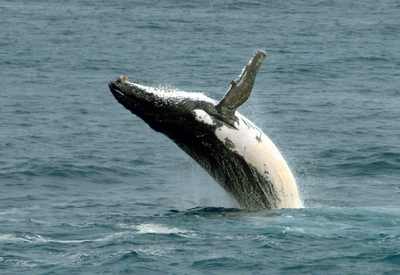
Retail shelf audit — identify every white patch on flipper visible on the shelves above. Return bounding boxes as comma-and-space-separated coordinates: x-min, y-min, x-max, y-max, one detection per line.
215, 112, 302, 209
193, 109, 215, 126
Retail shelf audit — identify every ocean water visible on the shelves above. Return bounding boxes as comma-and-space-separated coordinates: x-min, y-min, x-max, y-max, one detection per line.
1, 0, 400, 274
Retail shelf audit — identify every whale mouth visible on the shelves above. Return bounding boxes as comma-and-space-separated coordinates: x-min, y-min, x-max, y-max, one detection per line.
108, 76, 166, 122
109, 81, 131, 102
108, 79, 141, 112
109, 76, 130, 94
108, 75, 145, 102
108, 81, 123, 96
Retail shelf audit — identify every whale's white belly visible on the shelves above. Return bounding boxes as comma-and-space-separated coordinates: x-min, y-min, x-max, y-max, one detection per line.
214, 112, 303, 209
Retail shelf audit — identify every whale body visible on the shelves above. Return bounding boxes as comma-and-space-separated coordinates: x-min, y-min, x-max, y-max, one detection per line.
108, 51, 302, 210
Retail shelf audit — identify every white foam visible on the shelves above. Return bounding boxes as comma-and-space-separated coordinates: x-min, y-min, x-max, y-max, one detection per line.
0, 233, 93, 244
0, 234, 19, 243
136, 223, 189, 235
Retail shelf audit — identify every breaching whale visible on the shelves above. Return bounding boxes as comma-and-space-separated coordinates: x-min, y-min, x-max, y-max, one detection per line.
108, 51, 302, 210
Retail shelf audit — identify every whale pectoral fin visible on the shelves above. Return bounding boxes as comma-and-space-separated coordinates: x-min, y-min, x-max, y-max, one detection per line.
216, 51, 267, 126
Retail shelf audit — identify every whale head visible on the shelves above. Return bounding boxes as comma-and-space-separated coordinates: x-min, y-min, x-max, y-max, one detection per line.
108, 76, 222, 137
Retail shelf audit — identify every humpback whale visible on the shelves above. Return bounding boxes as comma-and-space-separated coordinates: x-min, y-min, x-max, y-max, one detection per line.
108, 51, 302, 210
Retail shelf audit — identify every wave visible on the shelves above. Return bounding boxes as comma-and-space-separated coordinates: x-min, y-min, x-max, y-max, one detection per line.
135, 223, 190, 235
316, 148, 400, 177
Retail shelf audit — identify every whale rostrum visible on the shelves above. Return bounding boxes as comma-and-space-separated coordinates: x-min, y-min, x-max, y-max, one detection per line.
109, 51, 302, 210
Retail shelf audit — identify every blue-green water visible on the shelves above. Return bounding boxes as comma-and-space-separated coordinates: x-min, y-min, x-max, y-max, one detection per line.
1, 1, 400, 274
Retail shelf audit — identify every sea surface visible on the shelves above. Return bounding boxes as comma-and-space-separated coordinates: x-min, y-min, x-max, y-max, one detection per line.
1, 0, 400, 274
